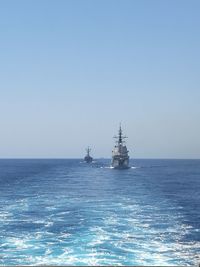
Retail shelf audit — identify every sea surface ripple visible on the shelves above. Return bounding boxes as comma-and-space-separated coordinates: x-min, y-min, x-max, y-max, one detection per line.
0, 159, 199, 265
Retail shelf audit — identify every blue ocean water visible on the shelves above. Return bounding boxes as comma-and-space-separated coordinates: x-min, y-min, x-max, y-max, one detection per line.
0, 159, 199, 266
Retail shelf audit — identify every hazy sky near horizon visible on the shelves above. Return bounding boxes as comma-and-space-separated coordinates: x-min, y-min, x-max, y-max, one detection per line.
0, 0, 200, 158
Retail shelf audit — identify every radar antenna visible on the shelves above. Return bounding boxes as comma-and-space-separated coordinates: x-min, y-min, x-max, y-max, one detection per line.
113, 123, 127, 144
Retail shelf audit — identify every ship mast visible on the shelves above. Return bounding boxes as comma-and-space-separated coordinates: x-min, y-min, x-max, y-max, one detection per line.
114, 124, 127, 145
86, 147, 91, 156
119, 124, 123, 144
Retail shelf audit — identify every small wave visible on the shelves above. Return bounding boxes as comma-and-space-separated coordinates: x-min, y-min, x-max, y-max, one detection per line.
101, 166, 139, 169
60, 232, 71, 238
5, 237, 31, 250
34, 219, 46, 224
45, 221, 54, 227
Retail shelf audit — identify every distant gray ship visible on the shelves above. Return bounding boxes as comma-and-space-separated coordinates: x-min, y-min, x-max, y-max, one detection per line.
111, 125, 130, 169
84, 147, 93, 163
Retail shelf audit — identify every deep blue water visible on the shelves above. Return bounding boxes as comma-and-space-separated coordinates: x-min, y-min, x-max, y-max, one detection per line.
0, 159, 199, 265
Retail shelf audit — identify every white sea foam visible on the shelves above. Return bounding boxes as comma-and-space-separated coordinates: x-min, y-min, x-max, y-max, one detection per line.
45, 221, 54, 227
6, 237, 31, 250
60, 232, 71, 238
0, 211, 12, 221
34, 219, 46, 224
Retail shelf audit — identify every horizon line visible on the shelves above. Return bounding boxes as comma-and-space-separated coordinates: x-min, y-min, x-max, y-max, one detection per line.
0, 157, 200, 160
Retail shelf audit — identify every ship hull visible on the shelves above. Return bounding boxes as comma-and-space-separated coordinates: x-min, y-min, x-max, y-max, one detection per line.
84, 156, 93, 163
111, 157, 129, 169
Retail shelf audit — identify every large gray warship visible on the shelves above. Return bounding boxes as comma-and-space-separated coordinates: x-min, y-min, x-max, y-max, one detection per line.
111, 125, 130, 169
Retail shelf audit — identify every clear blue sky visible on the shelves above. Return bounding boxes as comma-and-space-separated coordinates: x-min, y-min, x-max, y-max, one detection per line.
0, 0, 200, 158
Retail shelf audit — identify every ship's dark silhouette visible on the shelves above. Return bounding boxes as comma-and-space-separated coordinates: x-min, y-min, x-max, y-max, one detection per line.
84, 147, 93, 163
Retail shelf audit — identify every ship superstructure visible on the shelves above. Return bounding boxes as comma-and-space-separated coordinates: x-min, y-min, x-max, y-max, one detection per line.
84, 147, 93, 163
111, 125, 129, 169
